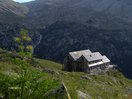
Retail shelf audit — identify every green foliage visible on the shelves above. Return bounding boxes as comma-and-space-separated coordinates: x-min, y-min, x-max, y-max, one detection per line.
0, 70, 60, 99
0, 51, 65, 99
14, 28, 33, 58
0, 48, 3, 51
14, 37, 21, 43
11, 58, 30, 69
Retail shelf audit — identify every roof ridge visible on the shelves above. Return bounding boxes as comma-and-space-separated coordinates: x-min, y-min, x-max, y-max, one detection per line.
69, 49, 91, 53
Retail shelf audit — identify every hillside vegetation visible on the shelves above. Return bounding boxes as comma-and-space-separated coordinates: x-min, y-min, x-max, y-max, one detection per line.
0, 50, 132, 99
0, 50, 67, 99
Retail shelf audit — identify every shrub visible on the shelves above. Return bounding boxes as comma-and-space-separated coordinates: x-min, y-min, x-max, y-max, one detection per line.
14, 28, 33, 59
0, 69, 60, 99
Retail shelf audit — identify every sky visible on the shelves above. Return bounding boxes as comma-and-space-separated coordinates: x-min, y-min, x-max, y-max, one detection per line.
13, 0, 35, 3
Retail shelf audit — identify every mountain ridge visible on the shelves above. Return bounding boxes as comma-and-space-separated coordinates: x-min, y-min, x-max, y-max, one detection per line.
0, 0, 28, 23
25, 0, 132, 29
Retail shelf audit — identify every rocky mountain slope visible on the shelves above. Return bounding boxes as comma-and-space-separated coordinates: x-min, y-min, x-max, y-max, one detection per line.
0, 0, 28, 23
26, 0, 132, 29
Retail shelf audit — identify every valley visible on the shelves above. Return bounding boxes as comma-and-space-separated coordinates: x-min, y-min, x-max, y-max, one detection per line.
0, 0, 132, 79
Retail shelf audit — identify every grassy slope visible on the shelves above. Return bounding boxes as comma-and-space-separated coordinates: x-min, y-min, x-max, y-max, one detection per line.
37, 59, 132, 99
0, 51, 66, 99
0, 51, 132, 99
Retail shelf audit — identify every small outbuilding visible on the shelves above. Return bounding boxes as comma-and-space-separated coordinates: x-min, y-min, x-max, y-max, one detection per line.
63, 49, 111, 73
